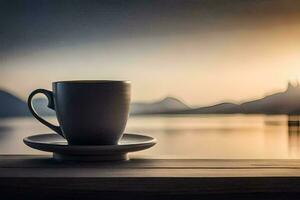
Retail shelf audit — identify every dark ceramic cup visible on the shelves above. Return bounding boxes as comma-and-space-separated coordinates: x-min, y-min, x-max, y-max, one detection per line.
28, 80, 131, 145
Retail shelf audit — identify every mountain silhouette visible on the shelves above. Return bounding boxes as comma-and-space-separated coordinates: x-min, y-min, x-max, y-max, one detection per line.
25, 96, 190, 116
166, 82, 300, 115
0, 94, 190, 117
130, 97, 190, 115
0, 89, 30, 118
0, 82, 300, 117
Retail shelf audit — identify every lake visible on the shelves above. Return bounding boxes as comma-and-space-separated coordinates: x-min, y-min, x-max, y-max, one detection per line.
0, 115, 299, 159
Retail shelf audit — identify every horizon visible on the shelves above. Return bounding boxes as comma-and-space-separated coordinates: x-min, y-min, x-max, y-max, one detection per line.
1, 80, 300, 108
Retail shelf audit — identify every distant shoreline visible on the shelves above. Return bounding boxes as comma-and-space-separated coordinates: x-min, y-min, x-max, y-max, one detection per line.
1, 82, 300, 118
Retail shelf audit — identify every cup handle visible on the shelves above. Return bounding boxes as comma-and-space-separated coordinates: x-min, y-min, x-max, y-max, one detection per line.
28, 89, 64, 138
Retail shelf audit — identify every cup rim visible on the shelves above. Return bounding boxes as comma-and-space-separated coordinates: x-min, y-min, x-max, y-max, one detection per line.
53, 80, 130, 84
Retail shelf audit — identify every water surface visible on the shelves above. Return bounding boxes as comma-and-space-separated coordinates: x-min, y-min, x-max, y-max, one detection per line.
0, 115, 299, 159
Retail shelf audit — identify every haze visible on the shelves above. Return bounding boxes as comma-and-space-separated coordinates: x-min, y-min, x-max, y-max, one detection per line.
1, 0, 300, 106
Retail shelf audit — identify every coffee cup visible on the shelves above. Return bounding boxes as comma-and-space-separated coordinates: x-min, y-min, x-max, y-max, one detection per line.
28, 80, 131, 145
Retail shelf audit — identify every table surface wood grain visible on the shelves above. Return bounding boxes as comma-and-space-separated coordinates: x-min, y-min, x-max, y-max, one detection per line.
1, 155, 300, 199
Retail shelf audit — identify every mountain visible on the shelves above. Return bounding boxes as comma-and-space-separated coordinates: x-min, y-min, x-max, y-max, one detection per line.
0, 90, 55, 118
176, 102, 241, 114
1, 82, 300, 117
0, 89, 30, 118
0, 96, 189, 117
240, 82, 300, 114
130, 97, 190, 115
169, 82, 300, 115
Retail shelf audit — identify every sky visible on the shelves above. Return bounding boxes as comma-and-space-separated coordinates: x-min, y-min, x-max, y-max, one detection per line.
1, 0, 300, 106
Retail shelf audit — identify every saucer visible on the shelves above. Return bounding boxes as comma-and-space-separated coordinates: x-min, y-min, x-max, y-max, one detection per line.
23, 133, 156, 161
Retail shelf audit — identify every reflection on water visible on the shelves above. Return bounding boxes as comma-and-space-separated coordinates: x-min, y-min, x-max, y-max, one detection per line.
0, 115, 300, 159
288, 115, 300, 158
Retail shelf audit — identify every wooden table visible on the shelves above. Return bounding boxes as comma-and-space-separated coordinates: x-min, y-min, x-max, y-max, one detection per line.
1, 155, 300, 199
